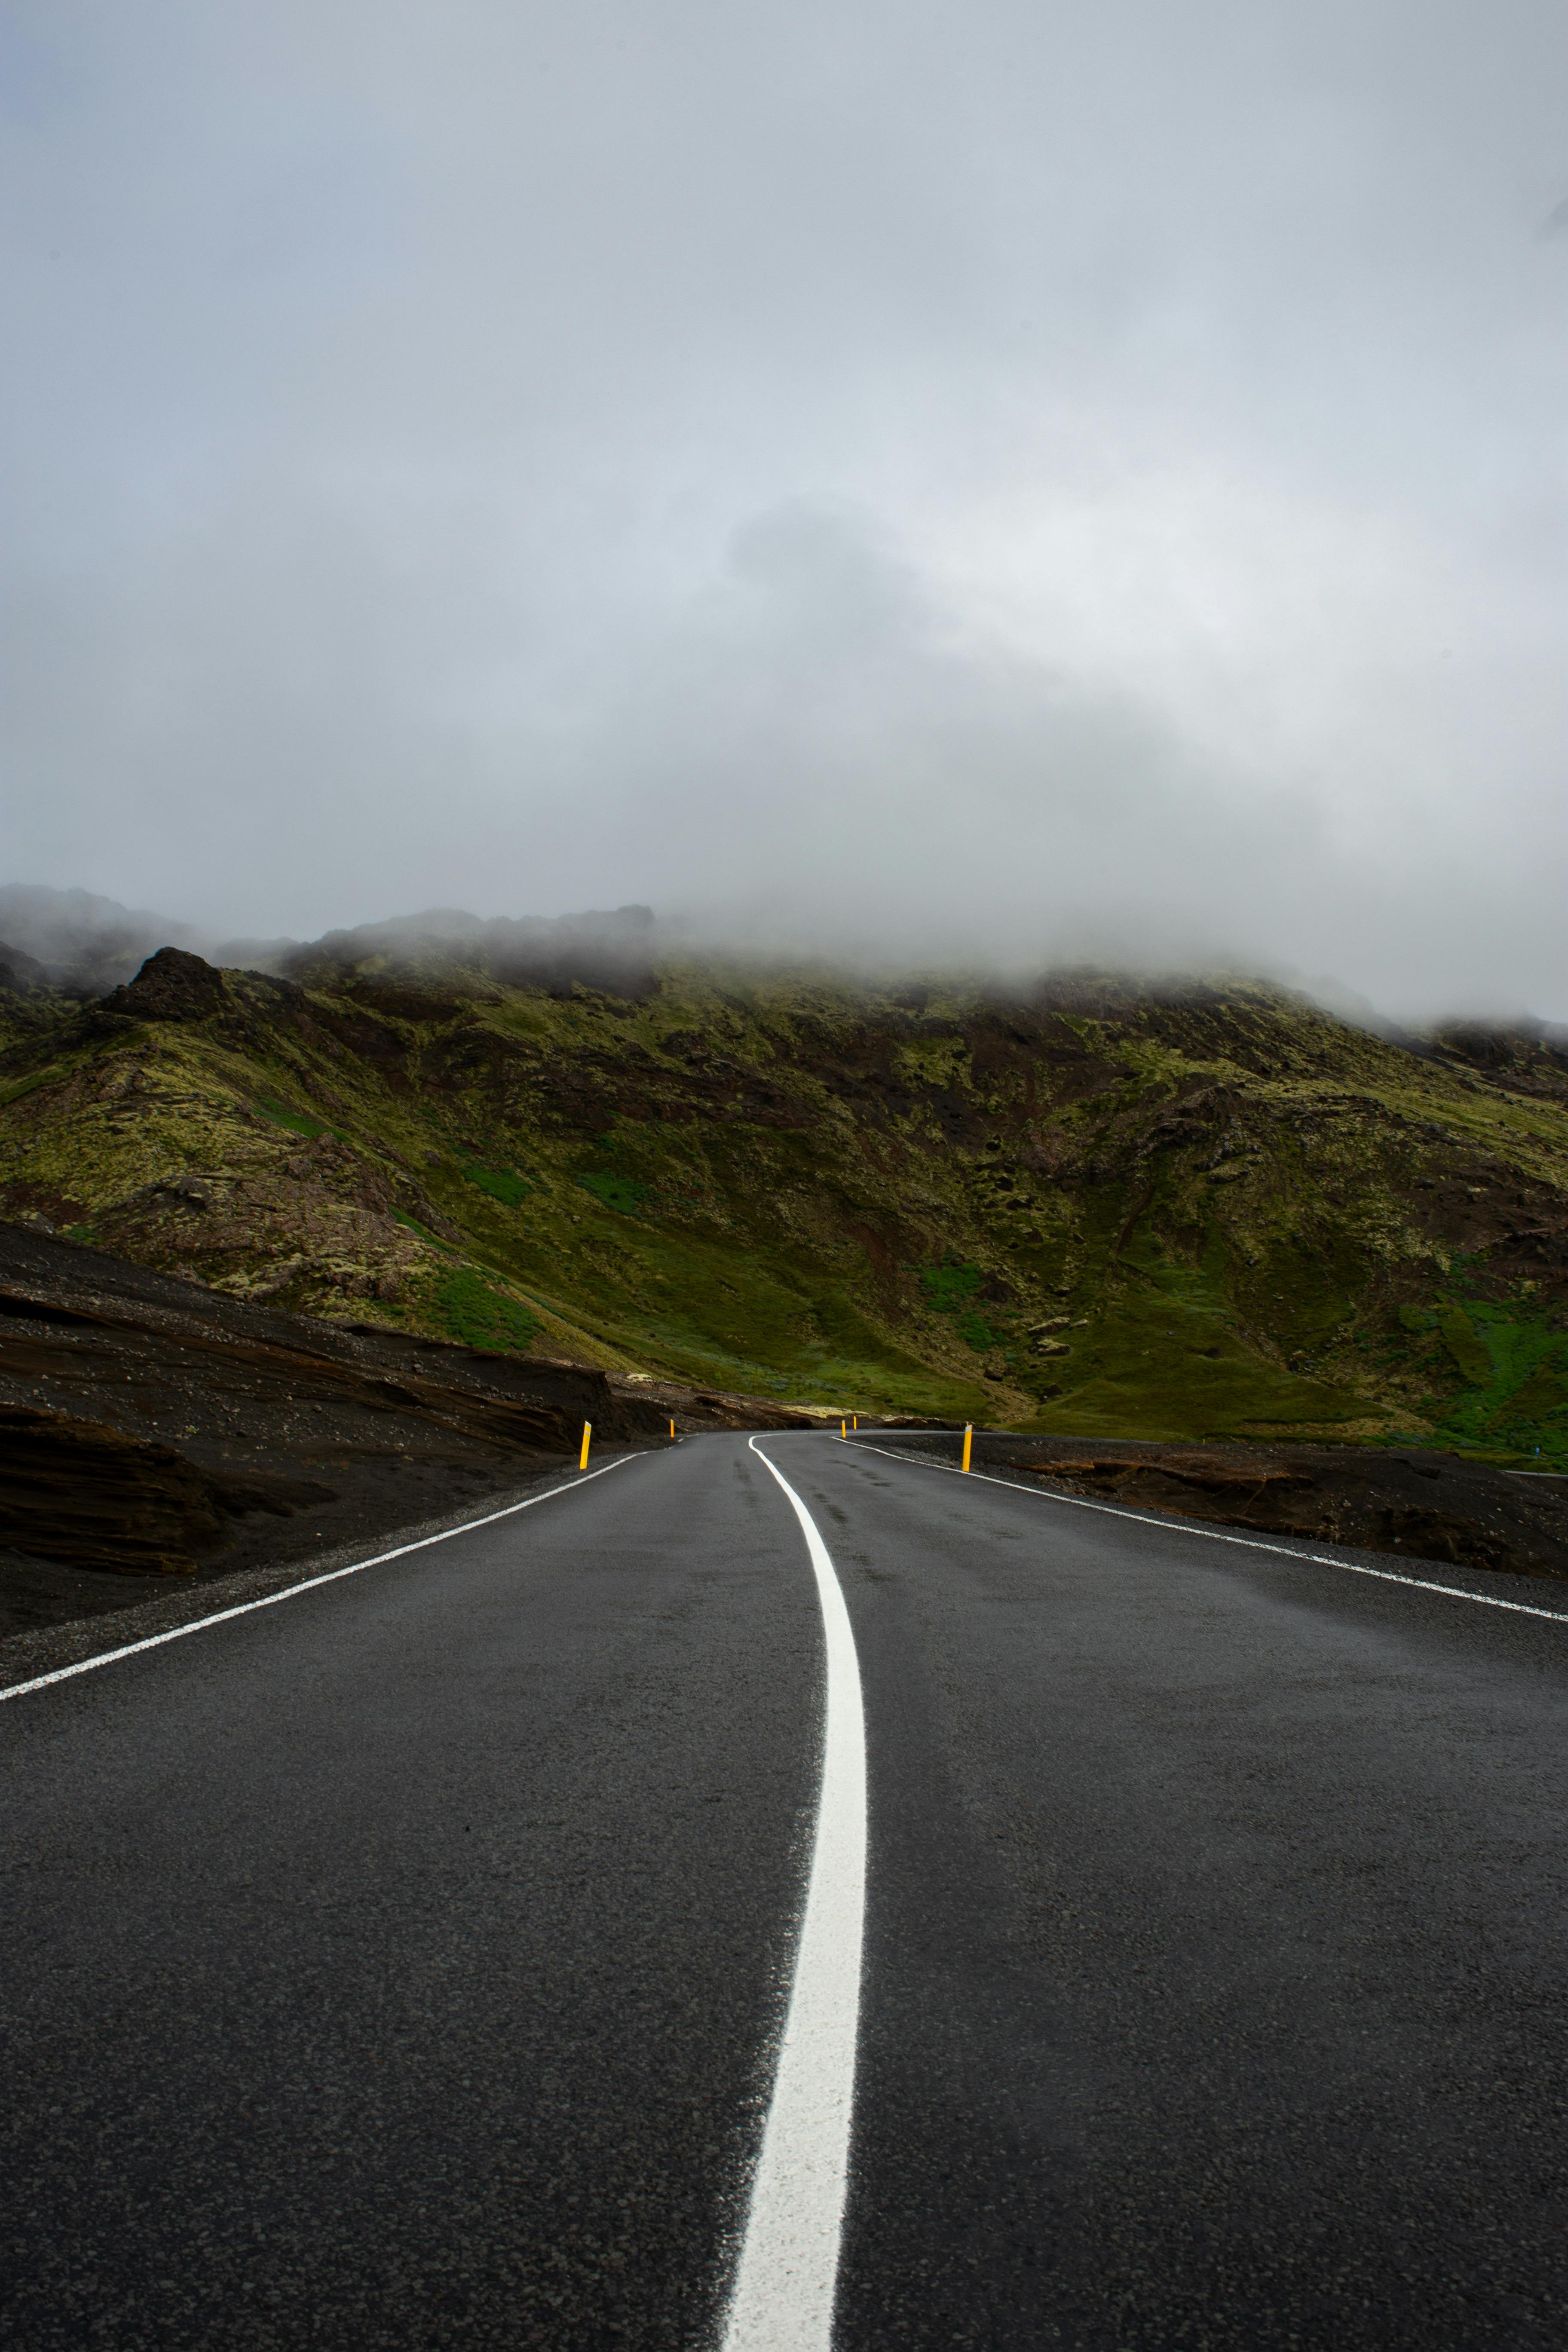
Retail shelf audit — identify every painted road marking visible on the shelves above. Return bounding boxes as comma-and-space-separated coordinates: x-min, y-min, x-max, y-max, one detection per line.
842, 1437, 1568, 1626
0, 1454, 646, 1705
725, 1438, 867, 2352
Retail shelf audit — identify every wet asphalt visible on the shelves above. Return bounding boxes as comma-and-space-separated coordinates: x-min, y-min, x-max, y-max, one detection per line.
5, 1431, 1568, 2348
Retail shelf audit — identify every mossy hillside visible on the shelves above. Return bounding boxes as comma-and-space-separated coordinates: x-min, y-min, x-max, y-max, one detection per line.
1384, 1286, 1568, 1462
435, 1266, 542, 1352
3, 953, 1568, 1442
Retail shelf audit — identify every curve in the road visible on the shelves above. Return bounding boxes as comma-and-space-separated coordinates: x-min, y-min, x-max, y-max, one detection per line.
13, 1428, 1568, 2346
723, 1439, 867, 2352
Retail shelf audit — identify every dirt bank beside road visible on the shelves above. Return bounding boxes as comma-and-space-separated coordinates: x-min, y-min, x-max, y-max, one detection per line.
864, 1428, 1568, 1583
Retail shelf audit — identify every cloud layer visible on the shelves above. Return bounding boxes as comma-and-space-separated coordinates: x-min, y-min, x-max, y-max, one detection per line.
3, 0, 1566, 1014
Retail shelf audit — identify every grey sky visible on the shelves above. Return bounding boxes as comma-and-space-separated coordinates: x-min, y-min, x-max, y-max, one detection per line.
3, 0, 1566, 1016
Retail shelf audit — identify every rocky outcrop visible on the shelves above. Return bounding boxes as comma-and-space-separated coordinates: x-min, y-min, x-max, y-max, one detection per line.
101, 946, 229, 1023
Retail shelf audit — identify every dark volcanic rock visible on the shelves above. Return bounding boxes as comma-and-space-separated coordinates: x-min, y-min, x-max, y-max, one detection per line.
0, 1223, 673, 1636
1427, 1019, 1568, 1103
0, 1405, 231, 1573
102, 946, 228, 1023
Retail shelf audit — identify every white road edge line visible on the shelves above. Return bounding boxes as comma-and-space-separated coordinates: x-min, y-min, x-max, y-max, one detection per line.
724, 1437, 867, 2352
0, 1452, 647, 1705
840, 1437, 1568, 1626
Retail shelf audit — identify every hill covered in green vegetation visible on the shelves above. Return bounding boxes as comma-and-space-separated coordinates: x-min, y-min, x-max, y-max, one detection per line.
3, 918, 1568, 1458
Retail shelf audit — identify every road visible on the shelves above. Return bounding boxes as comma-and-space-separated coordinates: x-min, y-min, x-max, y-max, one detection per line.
4, 1431, 1568, 2347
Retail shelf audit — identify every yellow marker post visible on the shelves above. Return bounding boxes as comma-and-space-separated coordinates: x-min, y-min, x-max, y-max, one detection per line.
852, 1414, 858, 1430
841, 1419, 847, 1439
670, 1418, 676, 1438
962, 1423, 973, 1473
579, 1421, 592, 1470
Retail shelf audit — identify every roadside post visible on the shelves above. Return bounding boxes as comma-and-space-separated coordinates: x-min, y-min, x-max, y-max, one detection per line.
962, 1424, 973, 1473
669, 1418, 676, 1438
841, 1418, 847, 1439
580, 1421, 592, 1470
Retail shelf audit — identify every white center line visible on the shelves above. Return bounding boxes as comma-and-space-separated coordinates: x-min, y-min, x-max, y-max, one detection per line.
725, 1437, 867, 2352
0, 1454, 646, 1705
842, 1436, 1568, 1626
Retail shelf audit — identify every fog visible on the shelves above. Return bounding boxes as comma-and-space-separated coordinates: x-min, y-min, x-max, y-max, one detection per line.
3, 1, 1566, 1018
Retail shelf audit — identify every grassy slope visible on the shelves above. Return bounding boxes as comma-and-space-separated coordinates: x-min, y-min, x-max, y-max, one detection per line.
3, 954, 1568, 1456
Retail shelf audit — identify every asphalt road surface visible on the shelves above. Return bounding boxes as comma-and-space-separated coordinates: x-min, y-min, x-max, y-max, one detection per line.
5, 1431, 1568, 2348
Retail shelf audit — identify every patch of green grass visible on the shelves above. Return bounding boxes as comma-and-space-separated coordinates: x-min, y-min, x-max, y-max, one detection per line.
579, 1171, 652, 1216
254, 1095, 345, 1143
433, 1268, 542, 1352
461, 1161, 533, 1207
1494, 1365, 1567, 1424
1427, 1295, 1568, 1461
920, 1260, 984, 1312
919, 1259, 1002, 1354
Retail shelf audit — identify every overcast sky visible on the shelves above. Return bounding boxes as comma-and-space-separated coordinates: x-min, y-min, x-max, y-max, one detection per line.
3, 0, 1566, 1014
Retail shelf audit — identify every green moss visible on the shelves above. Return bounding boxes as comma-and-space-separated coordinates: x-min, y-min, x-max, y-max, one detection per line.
1439, 1305, 1493, 1385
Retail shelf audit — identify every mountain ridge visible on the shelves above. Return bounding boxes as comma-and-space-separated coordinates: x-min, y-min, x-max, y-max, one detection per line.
3, 905, 1568, 1454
